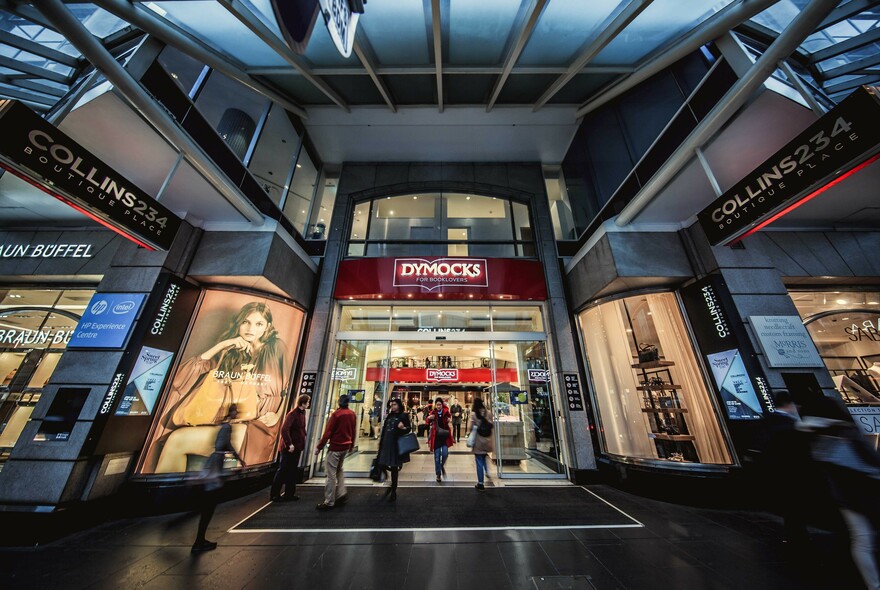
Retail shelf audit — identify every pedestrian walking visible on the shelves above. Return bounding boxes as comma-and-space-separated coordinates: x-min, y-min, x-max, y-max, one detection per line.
377, 397, 412, 501
450, 398, 464, 442
192, 404, 245, 553
468, 397, 494, 490
270, 394, 310, 502
314, 394, 357, 510
426, 397, 453, 482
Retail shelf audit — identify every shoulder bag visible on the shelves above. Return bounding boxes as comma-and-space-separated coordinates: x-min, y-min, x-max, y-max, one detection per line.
466, 425, 477, 448
397, 432, 420, 455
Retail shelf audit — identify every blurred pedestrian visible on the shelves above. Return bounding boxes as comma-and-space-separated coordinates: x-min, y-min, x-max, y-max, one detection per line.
270, 394, 310, 502
450, 398, 464, 442
468, 397, 494, 491
377, 397, 412, 501
314, 394, 357, 511
799, 394, 880, 590
192, 404, 245, 553
750, 390, 814, 544
426, 397, 453, 482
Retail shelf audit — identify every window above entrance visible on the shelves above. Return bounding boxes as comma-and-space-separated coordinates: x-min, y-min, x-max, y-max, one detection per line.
347, 192, 534, 258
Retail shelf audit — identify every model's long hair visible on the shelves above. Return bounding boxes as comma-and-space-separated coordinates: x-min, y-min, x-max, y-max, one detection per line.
218, 301, 279, 371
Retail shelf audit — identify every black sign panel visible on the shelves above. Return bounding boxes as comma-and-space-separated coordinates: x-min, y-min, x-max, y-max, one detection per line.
680, 275, 775, 418
0, 100, 181, 251
563, 373, 585, 411
298, 372, 317, 399
698, 86, 880, 246
89, 275, 201, 455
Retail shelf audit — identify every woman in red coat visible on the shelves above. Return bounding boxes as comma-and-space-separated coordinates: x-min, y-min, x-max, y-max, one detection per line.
426, 397, 454, 482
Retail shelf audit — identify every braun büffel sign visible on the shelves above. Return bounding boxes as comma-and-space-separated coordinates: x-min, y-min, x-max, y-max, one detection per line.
0, 100, 180, 251
698, 86, 880, 246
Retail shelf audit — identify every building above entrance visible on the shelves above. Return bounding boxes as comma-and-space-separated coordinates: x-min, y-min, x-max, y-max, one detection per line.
334, 257, 547, 301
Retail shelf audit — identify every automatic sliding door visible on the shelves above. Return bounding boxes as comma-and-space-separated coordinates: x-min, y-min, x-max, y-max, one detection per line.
490, 341, 563, 476
318, 340, 390, 474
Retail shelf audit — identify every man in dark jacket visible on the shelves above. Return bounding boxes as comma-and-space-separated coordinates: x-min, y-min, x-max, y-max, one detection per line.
450, 398, 464, 442
270, 394, 310, 502
314, 394, 357, 510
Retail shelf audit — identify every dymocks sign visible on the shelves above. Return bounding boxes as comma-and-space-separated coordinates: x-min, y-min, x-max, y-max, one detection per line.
0, 100, 180, 251
698, 85, 880, 246
394, 258, 489, 292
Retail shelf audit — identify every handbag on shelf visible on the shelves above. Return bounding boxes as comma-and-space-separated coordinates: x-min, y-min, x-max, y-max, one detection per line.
397, 432, 420, 455
637, 343, 659, 363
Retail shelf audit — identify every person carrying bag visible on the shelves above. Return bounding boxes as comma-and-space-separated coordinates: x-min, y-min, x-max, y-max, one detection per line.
376, 397, 412, 501
468, 398, 494, 491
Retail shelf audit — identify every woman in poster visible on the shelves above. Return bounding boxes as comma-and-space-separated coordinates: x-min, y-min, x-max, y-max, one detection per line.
148, 300, 290, 472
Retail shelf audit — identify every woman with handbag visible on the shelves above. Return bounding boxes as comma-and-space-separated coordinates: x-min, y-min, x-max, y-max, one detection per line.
376, 397, 412, 501
426, 397, 454, 482
468, 397, 494, 491
148, 301, 289, 473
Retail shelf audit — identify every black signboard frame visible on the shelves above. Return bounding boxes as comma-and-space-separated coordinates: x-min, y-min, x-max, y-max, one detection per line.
0, 100, 181, 251
698, 86, 880, 246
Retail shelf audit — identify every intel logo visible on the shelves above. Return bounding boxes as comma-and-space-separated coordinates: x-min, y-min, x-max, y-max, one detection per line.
112, 301, 136, 314
90, 300, 108, 315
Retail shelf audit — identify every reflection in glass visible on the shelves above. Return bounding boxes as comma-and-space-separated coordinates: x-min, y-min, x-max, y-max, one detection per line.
248, 104, 300, 206
283, 146, 318, 235
195, 70, 268, 160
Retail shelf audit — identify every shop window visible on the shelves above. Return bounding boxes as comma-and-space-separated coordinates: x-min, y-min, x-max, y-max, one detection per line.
579, 293, 733, 465
305, 170, 338, 241
194, 70, 269, 160
0, 288, 94, 463
138, 290, 304, 475
282, 146, 319, 235
792, 290, 880, 404
157, 45, 206, 97
247, 103, 301, 207
339, 307, 392, 331
345, 192, 535, 258
390, 306, 489, 333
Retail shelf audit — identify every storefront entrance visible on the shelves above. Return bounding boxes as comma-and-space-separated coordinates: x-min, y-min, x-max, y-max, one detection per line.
315, 304, 566, 480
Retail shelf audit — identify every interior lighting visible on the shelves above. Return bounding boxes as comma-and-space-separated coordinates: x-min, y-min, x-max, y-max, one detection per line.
296, 164, 302, 168
836, 299, 848, 305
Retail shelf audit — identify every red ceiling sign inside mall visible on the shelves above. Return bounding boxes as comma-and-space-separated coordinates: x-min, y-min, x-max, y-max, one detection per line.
365, 367, 519, 383
335, 257, 547, 301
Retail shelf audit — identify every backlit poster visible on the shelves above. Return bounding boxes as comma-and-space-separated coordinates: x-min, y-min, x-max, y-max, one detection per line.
707, 349, 763, 420
114, 346, 174, 416
140, 290, 304, 474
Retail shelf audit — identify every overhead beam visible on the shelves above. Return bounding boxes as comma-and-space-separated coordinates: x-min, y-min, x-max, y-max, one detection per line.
0, 55, 71, 85
353, 34, 396, 112
247, 65, 635, 76
0, 29, 80, 67
816, 0, 876, 30
614, 0, 842, 227
217, 0, 349, 112
576, 0, 781, 118
0, 85, 57, 107
817, 52, 880, 81
487, 0, 548, 112
0, 75, 67, 97
534, 0, 654, 112
36, 0, 265, 226
809, 26, 880, 62
430, 0, 443, 112
93, 0, 307, 118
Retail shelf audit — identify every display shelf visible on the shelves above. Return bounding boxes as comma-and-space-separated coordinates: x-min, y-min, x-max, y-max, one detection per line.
631, 360, 676, 370
632, 358, 700, 463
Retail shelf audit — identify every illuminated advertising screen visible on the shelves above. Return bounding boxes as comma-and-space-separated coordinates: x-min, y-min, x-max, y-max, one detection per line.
114, 346, 175, 416
707, 349, 763, 420
140, 290, 304, 474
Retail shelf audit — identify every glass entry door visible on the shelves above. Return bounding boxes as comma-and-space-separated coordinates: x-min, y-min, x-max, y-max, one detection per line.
318, 340, 391, 474
488, 341, 563, 476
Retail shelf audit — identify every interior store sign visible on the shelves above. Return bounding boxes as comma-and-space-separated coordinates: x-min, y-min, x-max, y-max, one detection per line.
426, 368, 459, 382
0, 100, 181, 251
698, 85, 880, 246
750, 315, 825, 368
0, 243, 94, 258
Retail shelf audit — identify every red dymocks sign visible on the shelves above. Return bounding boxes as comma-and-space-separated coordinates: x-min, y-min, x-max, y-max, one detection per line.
335, 257, 547, 301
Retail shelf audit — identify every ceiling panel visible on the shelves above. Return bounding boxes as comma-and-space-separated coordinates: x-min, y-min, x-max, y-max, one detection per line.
518, 0, 619, 66
358, 0, 431, 67
448, 0, 524, 66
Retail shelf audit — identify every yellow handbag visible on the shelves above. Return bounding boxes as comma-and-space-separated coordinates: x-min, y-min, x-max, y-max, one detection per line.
174, 355, 259, 426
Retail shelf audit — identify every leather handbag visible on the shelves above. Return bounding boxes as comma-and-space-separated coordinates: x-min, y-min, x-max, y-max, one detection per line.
397, 432, 420, 455
436, 426, 450, 440
637, 343, 659, 363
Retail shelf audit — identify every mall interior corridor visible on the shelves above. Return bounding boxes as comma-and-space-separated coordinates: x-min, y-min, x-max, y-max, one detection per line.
1, 482, 868, 590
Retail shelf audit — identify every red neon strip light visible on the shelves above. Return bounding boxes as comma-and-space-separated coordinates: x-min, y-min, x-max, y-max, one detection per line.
0, 164, 156, 251
730, 153, 880, 245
